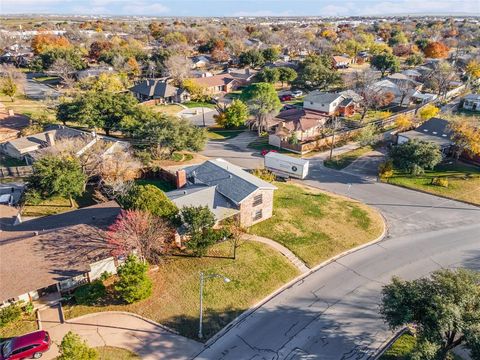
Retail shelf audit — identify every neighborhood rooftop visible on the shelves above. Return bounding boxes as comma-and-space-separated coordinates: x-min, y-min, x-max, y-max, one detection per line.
184, 158, 276, 204
0, 201, 121, 302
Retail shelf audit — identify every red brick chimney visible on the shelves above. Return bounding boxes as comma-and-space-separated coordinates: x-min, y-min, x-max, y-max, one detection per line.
176, 169, 187, 189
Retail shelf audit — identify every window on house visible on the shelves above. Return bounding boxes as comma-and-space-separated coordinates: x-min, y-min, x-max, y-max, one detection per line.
253, 194, 263, 206
253, 209, 262, 221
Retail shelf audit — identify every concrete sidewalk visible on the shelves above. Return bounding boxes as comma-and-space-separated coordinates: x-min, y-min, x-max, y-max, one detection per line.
243, 234, 310, 273
41, 311, 202, 360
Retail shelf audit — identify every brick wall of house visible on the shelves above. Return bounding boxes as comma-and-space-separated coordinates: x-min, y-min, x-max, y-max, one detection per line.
238, 189, 274, 228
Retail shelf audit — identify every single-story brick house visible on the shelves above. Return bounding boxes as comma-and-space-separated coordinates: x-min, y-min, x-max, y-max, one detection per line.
0, 201, 121, 306
269, 108, 329, 144
303, 90, 361, 116
187, 73, 238, 96
167, 158, 276, 228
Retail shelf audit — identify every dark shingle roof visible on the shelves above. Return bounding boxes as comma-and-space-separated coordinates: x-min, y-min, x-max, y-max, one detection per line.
130, 79, 180, 98
184, 159, 276, 204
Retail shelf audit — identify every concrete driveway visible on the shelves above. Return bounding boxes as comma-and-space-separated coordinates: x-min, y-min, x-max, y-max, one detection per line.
179, 107, 218, 127
41, 311, 202, 360
194, 165, 480, 359
201, 131, 264, 169
24, 80, 60, 100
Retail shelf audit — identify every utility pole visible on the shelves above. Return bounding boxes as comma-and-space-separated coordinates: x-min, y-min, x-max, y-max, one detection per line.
329, 116, 337, 160
198, 272, 204, 339
202, 106, 206, 127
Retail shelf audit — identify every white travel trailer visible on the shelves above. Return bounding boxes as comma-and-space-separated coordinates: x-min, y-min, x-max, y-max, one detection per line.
264, 152, 309, 179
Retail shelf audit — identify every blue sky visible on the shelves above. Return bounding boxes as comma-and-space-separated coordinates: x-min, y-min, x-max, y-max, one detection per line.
1, 0, 479, 17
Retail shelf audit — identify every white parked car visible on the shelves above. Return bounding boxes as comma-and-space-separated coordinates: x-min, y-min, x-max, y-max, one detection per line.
291, 90, 303, 98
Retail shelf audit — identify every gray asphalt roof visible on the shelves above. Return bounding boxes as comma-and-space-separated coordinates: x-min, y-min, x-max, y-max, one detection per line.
304, 91, 342, 104
399, 118, 452, 147
184, 159, 276, 204
166, 185, 238, 221
130, 79, 180, 98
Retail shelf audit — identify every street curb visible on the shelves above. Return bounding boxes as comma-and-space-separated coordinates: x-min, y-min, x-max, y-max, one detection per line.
65, 310, 202, 344
383, 181, 480, 208
373, 328, 409, 359
199, 200, 387, 353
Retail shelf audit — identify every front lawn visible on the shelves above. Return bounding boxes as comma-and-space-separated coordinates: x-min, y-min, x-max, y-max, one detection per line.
0, 95, 56, 121
151, 104, 183, 116
0, 313, 38, 341
183, 101, 216, 109
386, 162, 480, 205
207, 128, 245, 140
249, 182, 384, 267
63, 241, 299, 339
97, 347, 140, 360
324, 145, 373, 170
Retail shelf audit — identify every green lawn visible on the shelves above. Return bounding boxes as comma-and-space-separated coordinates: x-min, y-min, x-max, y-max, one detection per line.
136, 178, 175, 192
351, 110, 392, 122
207, 128, 245, 140
97, 347, 140, 360
247, 136, 291, 154
380, 333, 416, 360
183, 101, 216, 109
380, 333, 465, 360
63, 241, 299, 340
0, 95, 56, 120
387, 162, 480, 205
0, 313, 38, 341
324, 146, 373, 170
22, 188, 97, 217
249, 182, 384, 267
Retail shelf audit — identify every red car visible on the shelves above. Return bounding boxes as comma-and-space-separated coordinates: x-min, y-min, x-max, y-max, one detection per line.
279, 94, 292, 102
261, 149, 278, 156
0, 330, 51, 360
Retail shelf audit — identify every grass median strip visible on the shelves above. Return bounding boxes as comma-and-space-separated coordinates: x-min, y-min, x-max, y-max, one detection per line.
249, 182, 384, 267
63, 241, 299, 339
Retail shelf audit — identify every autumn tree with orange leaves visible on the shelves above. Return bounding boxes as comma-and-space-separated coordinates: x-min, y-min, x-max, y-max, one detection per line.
448, 117, 480, 161
422, 41, 449, 59
31, 33, 71, 55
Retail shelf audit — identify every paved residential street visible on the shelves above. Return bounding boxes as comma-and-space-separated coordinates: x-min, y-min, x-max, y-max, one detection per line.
201, 131, 264, 169
194, 165, 480, 360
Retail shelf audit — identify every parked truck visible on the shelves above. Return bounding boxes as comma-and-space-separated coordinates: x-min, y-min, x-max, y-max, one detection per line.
264, 151, 309, 179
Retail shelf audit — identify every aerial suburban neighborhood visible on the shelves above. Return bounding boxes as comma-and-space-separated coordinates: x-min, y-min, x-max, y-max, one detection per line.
0, 1, 479, 359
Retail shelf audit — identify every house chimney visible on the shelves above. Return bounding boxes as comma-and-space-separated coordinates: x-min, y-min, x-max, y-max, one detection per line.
45, 131, 55, 147
176, 169, 187, 189
246, 68, 250, 75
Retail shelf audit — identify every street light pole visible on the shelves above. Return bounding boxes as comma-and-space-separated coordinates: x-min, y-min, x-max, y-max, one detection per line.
198, 272, 231, 339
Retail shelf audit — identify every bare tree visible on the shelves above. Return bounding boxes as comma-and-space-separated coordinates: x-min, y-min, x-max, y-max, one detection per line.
163, 55, 192, 85
49, 58, 76, 88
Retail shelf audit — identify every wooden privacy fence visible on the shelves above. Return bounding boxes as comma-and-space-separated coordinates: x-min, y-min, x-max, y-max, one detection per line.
0, 165, 33, 178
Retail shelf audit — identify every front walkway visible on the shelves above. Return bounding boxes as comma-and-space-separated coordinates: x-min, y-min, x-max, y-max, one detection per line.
40, 311, 202, 360
243, 234, 310, 273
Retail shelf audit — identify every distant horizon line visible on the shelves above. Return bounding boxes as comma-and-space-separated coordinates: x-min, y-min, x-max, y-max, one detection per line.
1, 13, 479, 18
